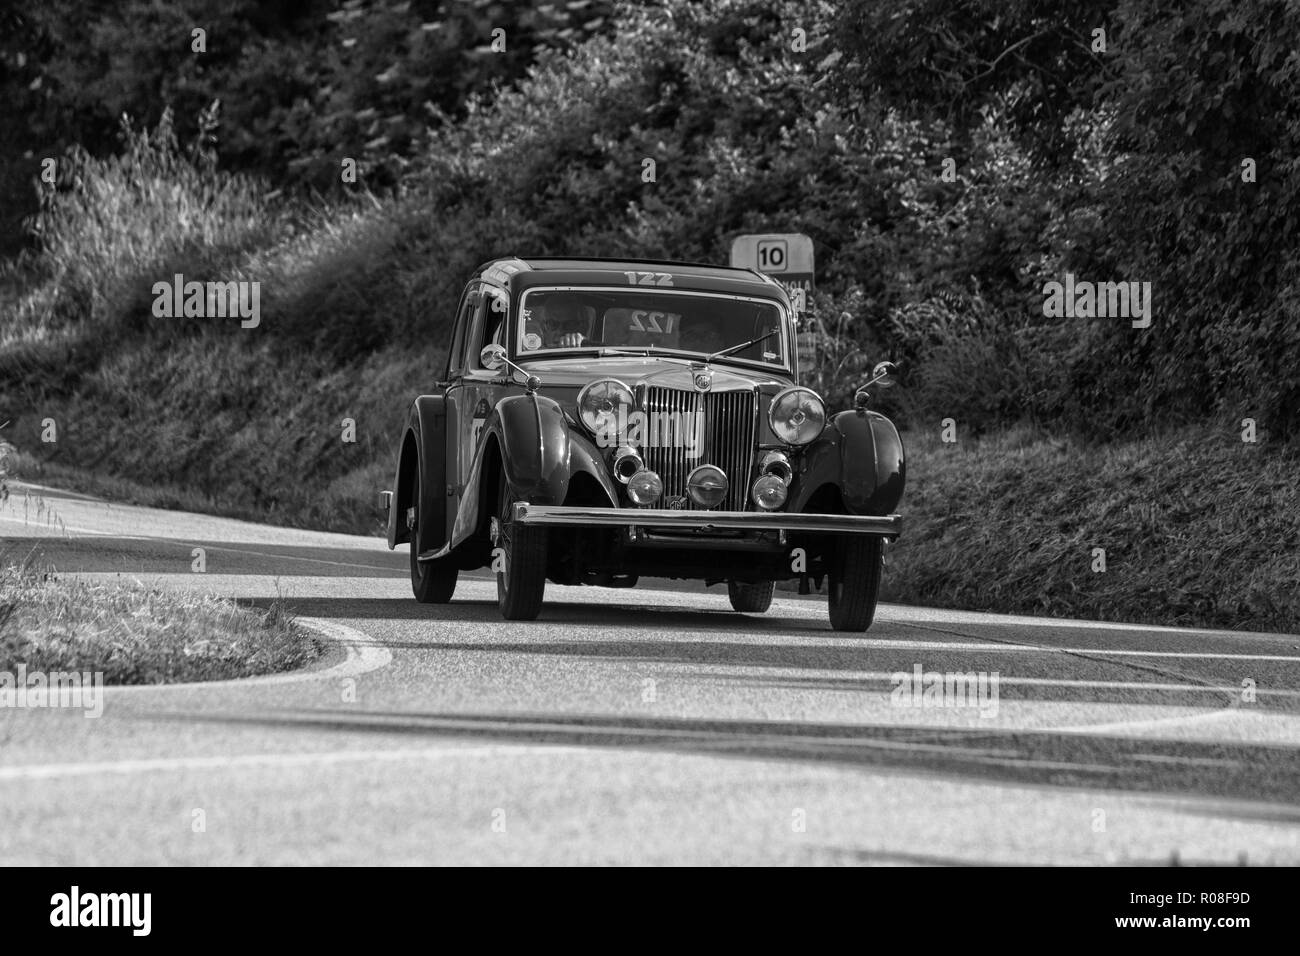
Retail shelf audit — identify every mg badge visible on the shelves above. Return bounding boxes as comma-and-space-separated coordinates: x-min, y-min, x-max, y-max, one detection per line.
693, 369, 712, 392
666, 495, 688, 510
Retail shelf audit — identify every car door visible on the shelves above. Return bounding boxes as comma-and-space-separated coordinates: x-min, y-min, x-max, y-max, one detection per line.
442, 283, 483, 535
456, 286, 510, 499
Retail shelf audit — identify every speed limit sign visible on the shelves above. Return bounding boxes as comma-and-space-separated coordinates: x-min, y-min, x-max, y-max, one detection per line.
730, 233, 814, 314
757, 238, 787, 271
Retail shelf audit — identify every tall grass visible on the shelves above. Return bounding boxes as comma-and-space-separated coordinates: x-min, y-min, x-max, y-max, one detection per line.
30, 109, 273, 323
1, 113, 446, 536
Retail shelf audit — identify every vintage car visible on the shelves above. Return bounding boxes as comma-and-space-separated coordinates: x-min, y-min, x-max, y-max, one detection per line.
381, 257, 904, 631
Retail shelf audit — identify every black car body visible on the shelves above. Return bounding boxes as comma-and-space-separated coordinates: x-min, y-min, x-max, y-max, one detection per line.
382, 256, 904, 630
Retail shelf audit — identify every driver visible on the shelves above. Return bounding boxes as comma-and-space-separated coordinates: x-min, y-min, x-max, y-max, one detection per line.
539, 295, 592, 348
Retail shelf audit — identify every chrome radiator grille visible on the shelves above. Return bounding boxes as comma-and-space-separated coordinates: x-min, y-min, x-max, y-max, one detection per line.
640, 387, 757, 511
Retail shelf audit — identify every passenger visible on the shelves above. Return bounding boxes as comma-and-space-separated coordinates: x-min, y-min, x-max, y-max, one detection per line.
679, 320, 726, 355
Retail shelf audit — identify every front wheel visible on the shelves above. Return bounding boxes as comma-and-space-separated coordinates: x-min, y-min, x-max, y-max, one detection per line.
410, 501, 458, 604
728, 580, 774, 613
493, 482, 548, 620
827, 536, 882, 632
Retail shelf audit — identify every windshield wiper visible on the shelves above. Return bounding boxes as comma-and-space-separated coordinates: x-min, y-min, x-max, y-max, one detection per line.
706, 329, 779, 363
599, 346, 674, 357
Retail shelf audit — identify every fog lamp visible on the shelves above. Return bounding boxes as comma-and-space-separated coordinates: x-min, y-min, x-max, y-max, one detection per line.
686, 464, 728, 508
751, 474, 788, 510
627, 469, 663, 506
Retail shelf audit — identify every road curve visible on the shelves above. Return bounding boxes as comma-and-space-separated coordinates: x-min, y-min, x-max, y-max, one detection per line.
2, 481, 1298, 865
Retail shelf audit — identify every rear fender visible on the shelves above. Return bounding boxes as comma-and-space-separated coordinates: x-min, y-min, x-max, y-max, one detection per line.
387, 395, 447, 551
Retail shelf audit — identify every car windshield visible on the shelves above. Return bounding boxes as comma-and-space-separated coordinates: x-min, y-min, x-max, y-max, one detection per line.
515, 288, 789, 367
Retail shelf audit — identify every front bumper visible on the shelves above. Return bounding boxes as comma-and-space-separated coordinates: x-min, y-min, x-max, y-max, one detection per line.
512, 503, 901, 536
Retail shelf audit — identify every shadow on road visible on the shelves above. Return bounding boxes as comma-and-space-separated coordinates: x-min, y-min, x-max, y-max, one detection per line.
160, 707, 1300, 808
241, 592, 1295, 710
217, 588, 1300, 710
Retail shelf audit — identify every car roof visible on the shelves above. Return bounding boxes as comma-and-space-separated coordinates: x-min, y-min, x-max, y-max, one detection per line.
474, 256, 790, 301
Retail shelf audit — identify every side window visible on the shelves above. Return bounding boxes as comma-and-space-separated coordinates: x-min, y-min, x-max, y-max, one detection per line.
445, 284, 478, 380
467, 288, 504, 370
484, 288, 509, 348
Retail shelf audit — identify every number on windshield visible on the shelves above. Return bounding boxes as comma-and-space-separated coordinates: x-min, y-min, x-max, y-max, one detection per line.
628, 310, 676, 333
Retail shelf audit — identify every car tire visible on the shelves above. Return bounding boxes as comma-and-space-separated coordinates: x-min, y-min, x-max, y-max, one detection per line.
495, 482, 547, 620
410, 500, 458, 604
827, 536, 882, 632
727, 580, 774, 613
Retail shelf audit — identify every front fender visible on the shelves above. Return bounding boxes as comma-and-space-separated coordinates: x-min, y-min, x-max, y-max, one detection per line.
492, 393, 573, 504
788, 409, 905, 516
446, 393, 574, 552
567, 429, 620, 507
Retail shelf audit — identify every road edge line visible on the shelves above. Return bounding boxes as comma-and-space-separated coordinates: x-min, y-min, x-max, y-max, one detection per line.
105, 617, 392, 694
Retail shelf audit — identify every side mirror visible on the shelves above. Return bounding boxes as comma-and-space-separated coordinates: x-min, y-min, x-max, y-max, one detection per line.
854, 361, 900, 409
478, 343, 541, 393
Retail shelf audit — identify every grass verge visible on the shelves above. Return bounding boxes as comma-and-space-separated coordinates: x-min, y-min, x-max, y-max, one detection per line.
880, 423, 1300, 634
0, 558, 322, 684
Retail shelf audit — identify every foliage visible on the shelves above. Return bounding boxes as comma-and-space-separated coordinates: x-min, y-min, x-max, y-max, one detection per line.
0, 0, 615, 254
883, 424, 1300, 633
826, 0, 1300, 436
2, 0, 1299, 590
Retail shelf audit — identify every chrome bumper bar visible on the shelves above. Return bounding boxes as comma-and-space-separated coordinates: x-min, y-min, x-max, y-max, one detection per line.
512, 503, 901, 536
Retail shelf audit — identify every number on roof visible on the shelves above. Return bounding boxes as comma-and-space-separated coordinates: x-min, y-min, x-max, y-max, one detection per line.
623, 271, 674, 287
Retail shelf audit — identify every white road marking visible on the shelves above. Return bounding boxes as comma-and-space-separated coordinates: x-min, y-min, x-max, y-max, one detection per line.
0, 512, 400, 572
0, 721, 1118, 782
0, 744, 588, 782
868, 643, 1300, 663
882, 603, 1299, 639
1129, 753, 1242, 767
173, 542, 399, 572
637, 635, 1300, 663
1054, 708, 1244, 736
692, 668, 1300, 698
106, 617, 392, 693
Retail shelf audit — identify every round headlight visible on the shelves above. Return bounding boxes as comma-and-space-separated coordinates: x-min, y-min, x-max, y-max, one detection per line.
751, 474, 788, 510
577, 379, 634, 440
686, 464, 728, 508
769, 386, 826, 445
627, 469, 663, 505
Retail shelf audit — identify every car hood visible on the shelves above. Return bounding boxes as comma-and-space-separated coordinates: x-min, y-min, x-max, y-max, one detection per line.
517, 355, 792, 392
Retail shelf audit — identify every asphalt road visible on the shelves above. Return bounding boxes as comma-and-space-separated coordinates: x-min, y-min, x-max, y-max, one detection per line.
2, 481, 1299, 865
